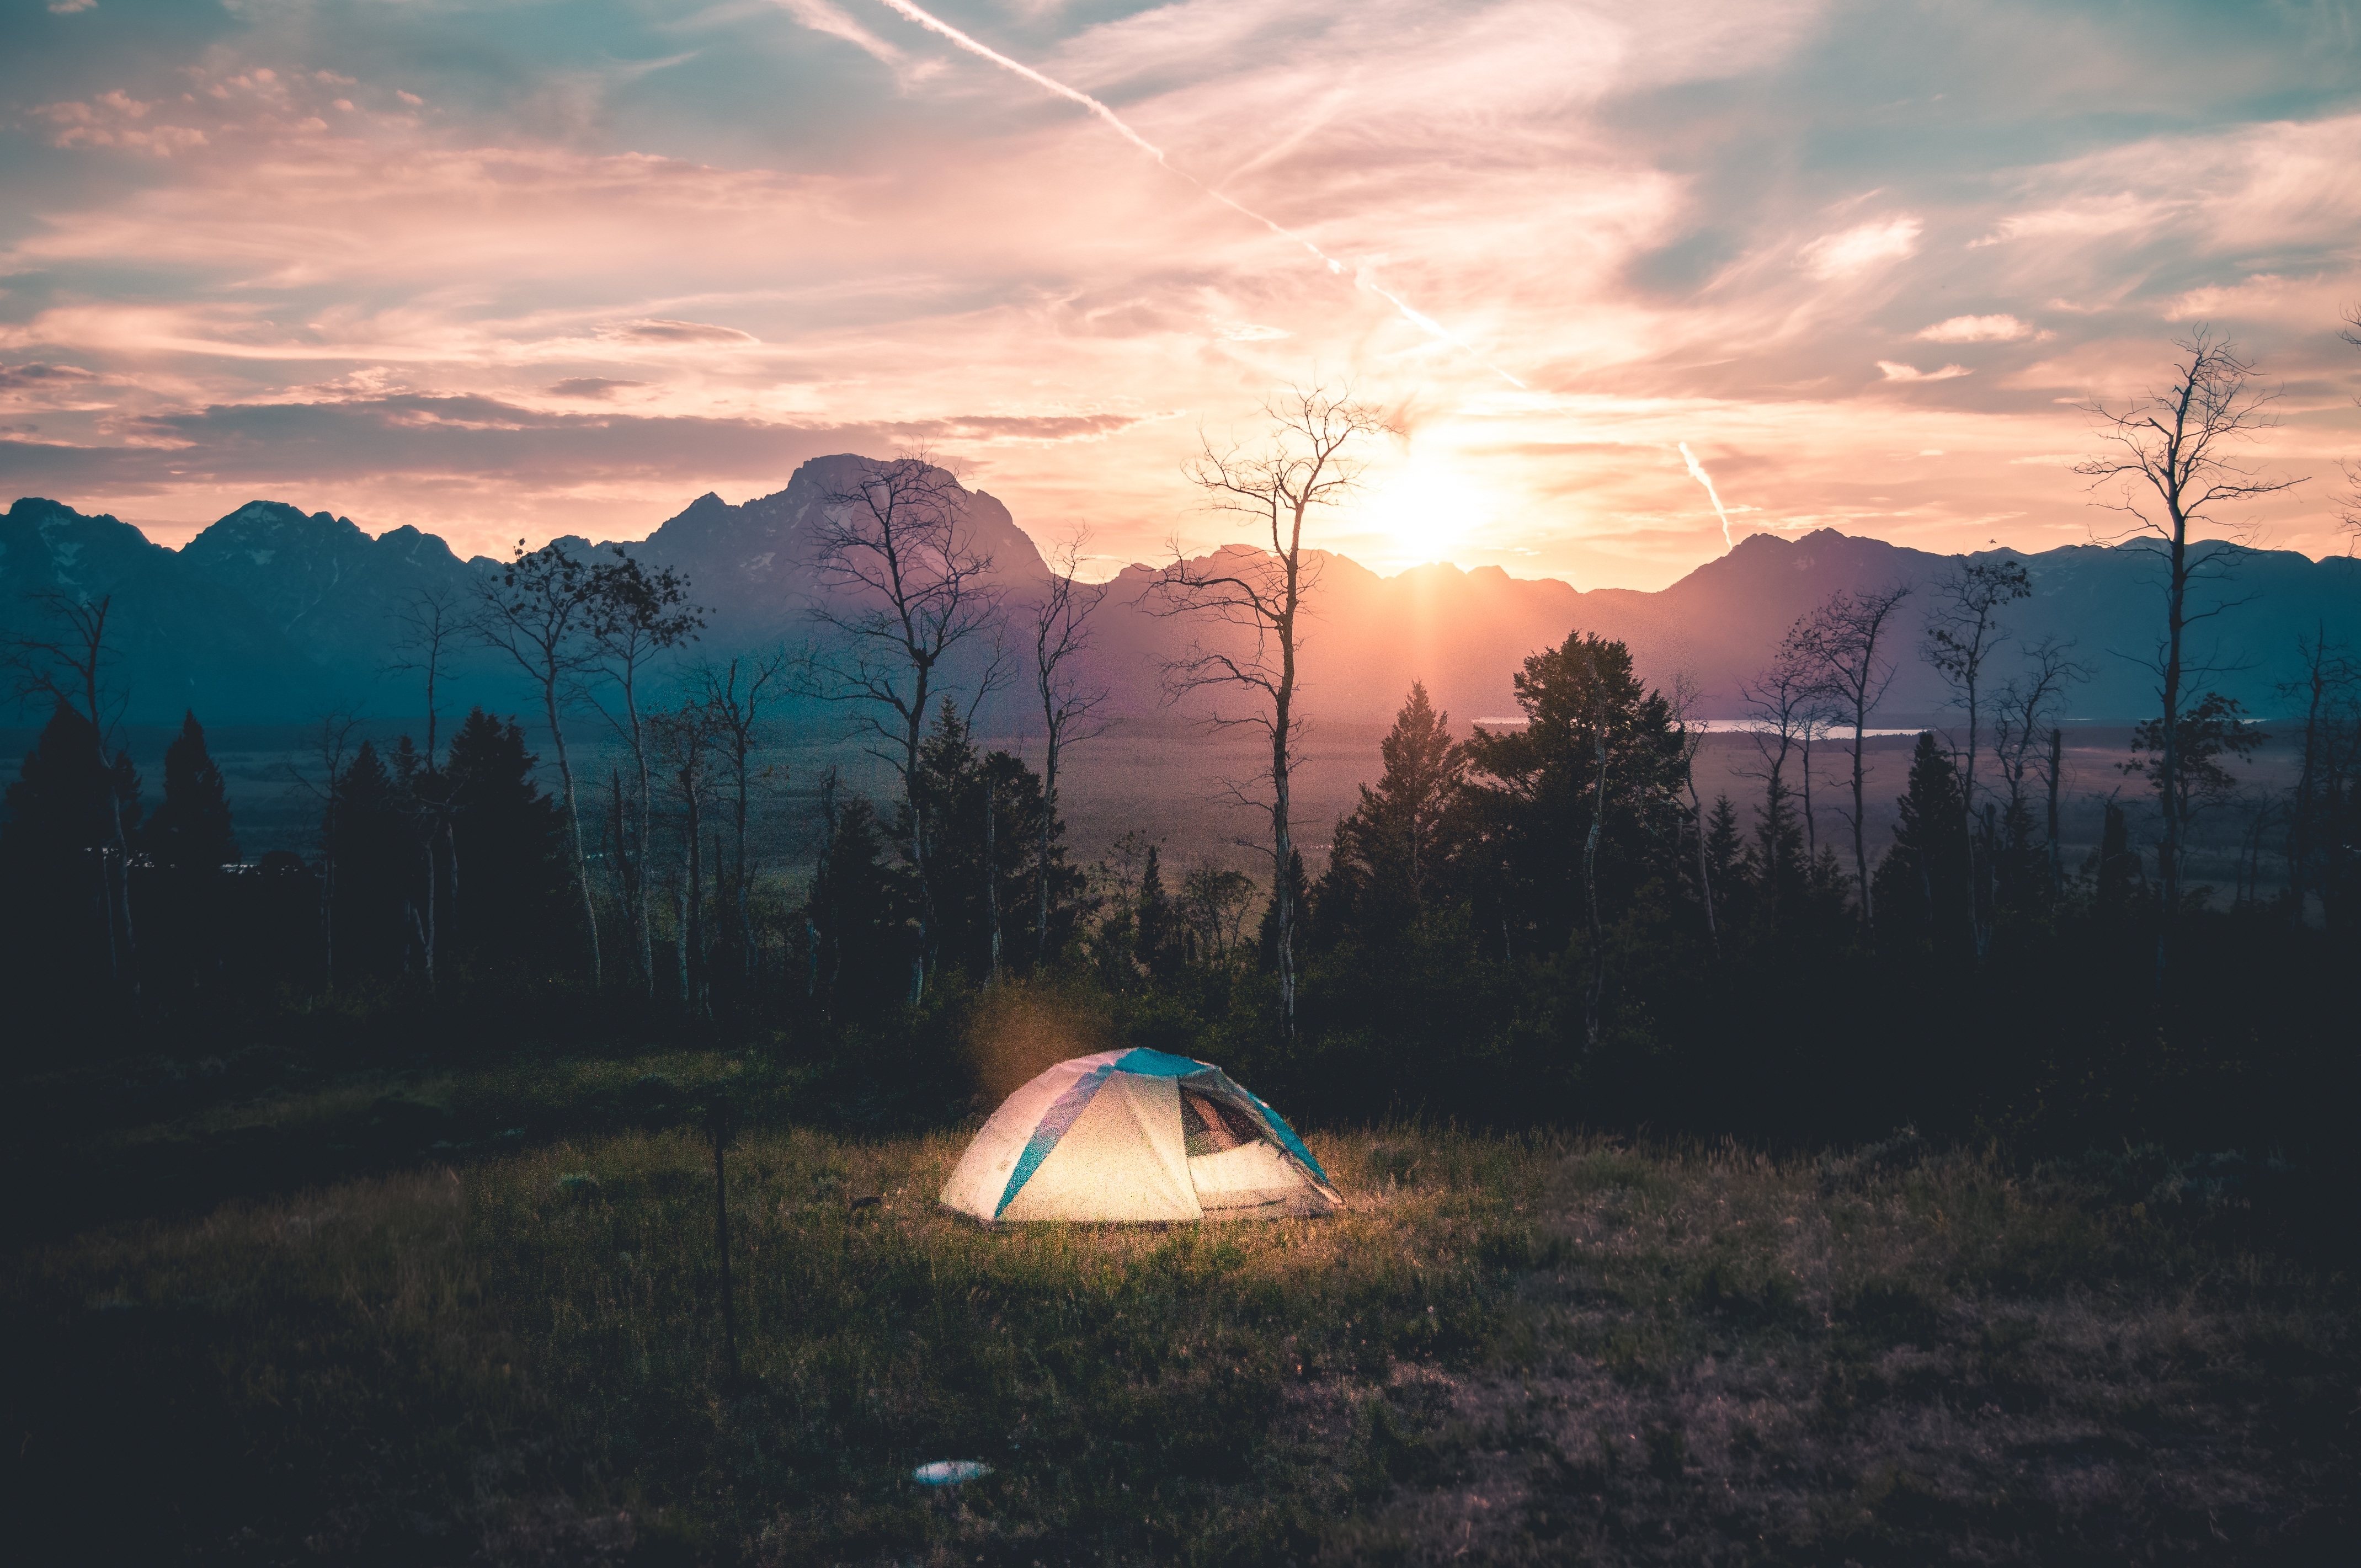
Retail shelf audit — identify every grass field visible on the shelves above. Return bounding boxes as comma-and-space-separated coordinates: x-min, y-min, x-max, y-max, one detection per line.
5, 1055, 2354, 1565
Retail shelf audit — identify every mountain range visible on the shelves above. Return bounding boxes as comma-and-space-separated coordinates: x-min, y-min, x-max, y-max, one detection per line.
5, 454, 2357, 735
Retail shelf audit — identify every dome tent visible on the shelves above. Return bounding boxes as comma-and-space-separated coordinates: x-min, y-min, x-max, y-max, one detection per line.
940, 1048, 1343, 1223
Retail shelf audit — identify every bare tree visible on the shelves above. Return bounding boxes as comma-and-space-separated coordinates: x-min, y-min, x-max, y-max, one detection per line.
1030, 536, 1112, 964
803, 452, 1009, 996
282, 710, 363, 988
1923, 559, 2032, 958
387, 584, 467, 770
1668, 675, 1718, 958
652, 700, 716, 1015
2279, 627, 2358, 927
1990, 638, 2089, 905
386, 583, 471, 988
1792, 584, 1914, 934
1738, 634, 1825, 906
582, 550, 705, 997
475, 541, 604, 984
6, 591, 139, 988
694, 651, 791, 992
1142, 385, 1397, 1036
2075, 328, 2301, 975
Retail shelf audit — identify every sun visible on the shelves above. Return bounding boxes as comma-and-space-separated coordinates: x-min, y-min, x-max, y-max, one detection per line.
1350, 455, 1485, 567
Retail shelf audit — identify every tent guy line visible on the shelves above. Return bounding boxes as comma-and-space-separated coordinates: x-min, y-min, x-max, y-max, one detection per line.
866, 0, 1529, 391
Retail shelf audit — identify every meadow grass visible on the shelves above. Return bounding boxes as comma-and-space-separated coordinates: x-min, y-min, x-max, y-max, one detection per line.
6, 1086, 2352, 1565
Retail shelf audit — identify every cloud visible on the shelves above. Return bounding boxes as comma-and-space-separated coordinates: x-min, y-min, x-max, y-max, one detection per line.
4, 1, 2354, 580
1876, 360, 1973, 382
1798, 217, 1921, 279
33, 92, 208, 156
545, 377, 649, 399
0, 363, 102, 388
597, 319, 760, 345
0, 394, 1162, 493
1915, 314, 2035, 343
48, 0, 98, 12
774, 0, 919, 74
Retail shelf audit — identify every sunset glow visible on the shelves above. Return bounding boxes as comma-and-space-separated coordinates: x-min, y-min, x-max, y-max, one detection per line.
3, 2, 2357, 586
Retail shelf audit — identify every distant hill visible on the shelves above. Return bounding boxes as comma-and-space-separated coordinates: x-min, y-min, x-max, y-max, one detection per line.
6, 460, 2356, 733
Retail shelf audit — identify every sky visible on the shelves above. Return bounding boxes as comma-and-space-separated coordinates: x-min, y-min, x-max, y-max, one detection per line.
2, 0, 2358, 590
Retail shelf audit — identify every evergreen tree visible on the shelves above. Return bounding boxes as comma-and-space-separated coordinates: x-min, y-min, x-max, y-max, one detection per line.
1704, 793, 1749, 915
1752, 767, 1806, 919
1305, 815, 1364, 953
326, 741, 411, 982
1459, 632, 1687, 954
1257, 848, 1309, 971
443, 709, 573, 976
143, 712, 238, 873
898, 699, 1079, 978
1873, 732, 1970, 954
0, 700, 142, 999
2092, 799, 2141, 920
1136, 844, 1172, 977
804, 792, 908, 1010
1328, 683, 1467, 940
138, 712, 239, 995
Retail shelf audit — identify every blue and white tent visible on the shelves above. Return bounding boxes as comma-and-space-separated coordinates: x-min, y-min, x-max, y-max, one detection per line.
940, 1048, 1343, 1224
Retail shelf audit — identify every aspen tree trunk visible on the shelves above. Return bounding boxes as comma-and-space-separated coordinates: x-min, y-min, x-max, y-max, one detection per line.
2046, 728, 2065, 903
542, 680, 601, 986
1583, 679, 1609, 1053
985, 784, 1000, 985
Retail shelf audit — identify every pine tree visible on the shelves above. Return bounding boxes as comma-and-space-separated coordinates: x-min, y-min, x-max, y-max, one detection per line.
804, 792, 907, 1010
1136, 844, 1171, 977
444, 709, 573, 976
143, 712, 238, 873
1873, 732, 1970, 953
138, 712, 239, 996
897, 700, 1076, 978
1753, 767, 1806, 917
0, 700, 142, 999
1257, 848, 1309, 972
2092, 799, 2141, 920
1704, 793, 1749, 918
326, 741, 411, 982
1334, 683, 1467, 935
1306, 815, 1365, 953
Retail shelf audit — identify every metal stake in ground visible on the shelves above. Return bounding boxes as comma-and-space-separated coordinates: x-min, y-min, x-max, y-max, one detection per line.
706, 1091, 740, 1385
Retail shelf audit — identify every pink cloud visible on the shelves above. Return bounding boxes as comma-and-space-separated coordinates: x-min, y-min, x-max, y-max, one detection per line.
1876, 361, 1973, 382
3, 3, 2354, 585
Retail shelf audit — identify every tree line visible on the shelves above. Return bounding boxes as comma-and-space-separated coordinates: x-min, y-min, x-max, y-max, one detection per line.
3, 342, 2356, 1155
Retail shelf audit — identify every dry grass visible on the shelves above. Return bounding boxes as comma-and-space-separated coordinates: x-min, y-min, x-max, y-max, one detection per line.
6, 1111, 2352, 1565
1334, 1137, 2356, 1564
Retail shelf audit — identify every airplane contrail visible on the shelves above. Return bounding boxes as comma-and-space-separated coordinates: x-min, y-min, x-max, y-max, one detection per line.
869, 0, 1526, 390
1678, 441, 1734, 548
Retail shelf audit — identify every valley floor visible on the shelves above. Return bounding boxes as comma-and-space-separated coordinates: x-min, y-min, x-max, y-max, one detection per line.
4, 1054, 2352, 1565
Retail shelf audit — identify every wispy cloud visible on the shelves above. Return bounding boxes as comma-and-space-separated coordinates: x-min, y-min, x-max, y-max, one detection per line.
1877, 360, 1973, 382
1916, 314, 2039, 343
1798, 217, 1921, 279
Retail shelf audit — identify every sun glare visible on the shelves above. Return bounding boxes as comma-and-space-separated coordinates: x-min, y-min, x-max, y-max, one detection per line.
1352, 456, 1485, 567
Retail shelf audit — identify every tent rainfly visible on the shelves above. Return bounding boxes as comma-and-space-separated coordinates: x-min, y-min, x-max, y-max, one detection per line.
940, 1048, 1343, 1223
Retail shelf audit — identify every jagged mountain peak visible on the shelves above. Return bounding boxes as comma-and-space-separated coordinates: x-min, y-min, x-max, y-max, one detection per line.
1, 496, 172, 591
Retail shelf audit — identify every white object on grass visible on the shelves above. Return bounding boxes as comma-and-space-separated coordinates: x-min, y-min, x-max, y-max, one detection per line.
913, 1460, 992, 1485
